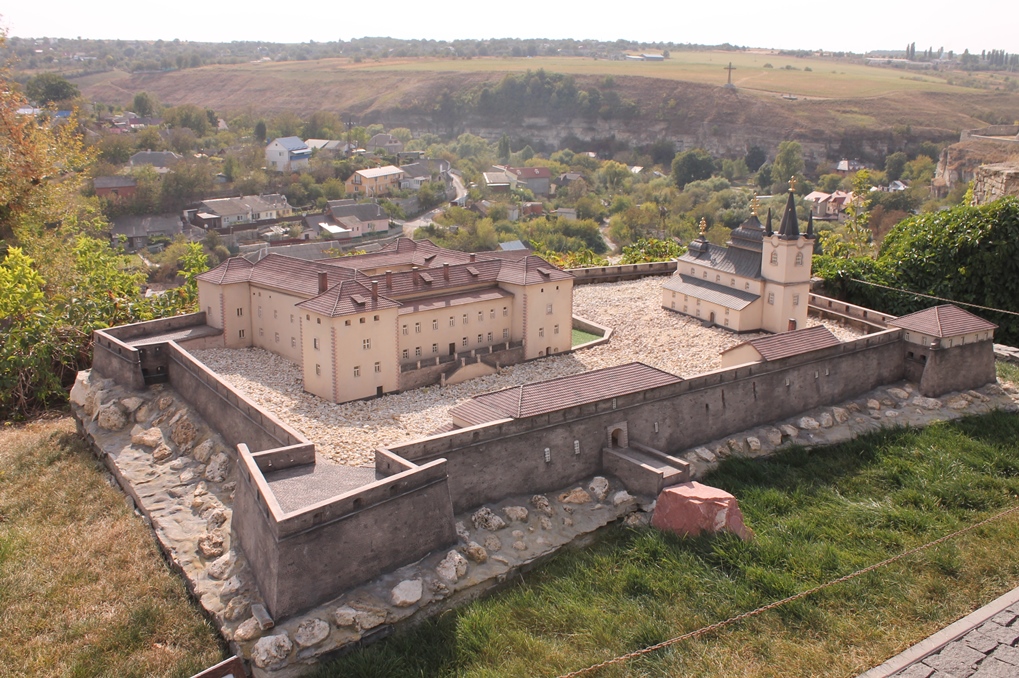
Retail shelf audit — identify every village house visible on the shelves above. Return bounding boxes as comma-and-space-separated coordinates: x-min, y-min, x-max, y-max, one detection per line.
196, 238, 575, 404
129, 150, 182, 172
367, 133, 404, 155
304, 139, 357, 157
499, 165, 553, 196
110, 213, 188, 252
265, 137, 312, 172
306, 200, 390, 239
93, 176, 138, 201
188, 194, 293, 232
345, 166, 405, 197
398, 159, 452, 191
662, 187, 815, 333
803, 189, 855, 221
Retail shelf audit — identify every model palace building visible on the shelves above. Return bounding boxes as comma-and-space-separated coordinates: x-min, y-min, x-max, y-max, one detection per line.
663, 185, 816, 333
196, 239, 574, 403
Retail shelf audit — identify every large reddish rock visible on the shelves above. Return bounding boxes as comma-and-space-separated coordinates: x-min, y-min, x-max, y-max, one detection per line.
650, 482, 753, 541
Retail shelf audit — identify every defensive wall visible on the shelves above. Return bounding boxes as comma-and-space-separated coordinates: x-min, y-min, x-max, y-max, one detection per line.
88, 283, 999, 620
384, 328, 906, 513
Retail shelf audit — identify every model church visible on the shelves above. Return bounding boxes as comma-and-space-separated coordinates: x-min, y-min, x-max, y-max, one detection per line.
662, 181, 815, 333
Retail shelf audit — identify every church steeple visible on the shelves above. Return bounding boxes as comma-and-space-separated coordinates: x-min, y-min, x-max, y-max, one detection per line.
765, 208, 773, 235
805, 212, 815, 239
778, 177, 800, 240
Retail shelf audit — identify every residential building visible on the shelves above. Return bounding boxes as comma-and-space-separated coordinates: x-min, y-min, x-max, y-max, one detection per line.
662, 187, 815, 333
196, 238, 575, 403
345, 166, 405, 197
500, 166, 552, 196
367, 133, 404, 155
719, 325, 840, 368
803, 189, 855, 220
189, 194, 293, 231
266, 137, 312, 172
398, 159, 452, 191
110, 213, 187, 252
305, 139, 357, 157
306, 200, 390, 239
93, 176, 138, 201
129, 150, 182, 172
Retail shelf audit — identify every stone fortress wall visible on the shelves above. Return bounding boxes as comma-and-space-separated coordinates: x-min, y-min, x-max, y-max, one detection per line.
90, 292, 998, 620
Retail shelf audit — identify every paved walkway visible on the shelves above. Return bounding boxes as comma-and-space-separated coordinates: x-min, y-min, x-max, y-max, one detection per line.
859, 587, 1019, 678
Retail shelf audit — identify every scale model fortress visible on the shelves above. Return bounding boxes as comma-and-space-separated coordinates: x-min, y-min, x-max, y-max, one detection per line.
196, 238, 574, 403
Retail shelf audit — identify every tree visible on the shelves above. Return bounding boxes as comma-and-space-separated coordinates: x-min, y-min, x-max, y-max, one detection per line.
884, 152, 908, 182
164, 104, 209, 136
132, 91, 158, 117
160, 161, 214, 211
671, 149, 714, 189
25, 72, 79, 105
254, 120, 267, 143
745, 146, 767, 172
498, 134, 511, 162
770, 141, 804, 192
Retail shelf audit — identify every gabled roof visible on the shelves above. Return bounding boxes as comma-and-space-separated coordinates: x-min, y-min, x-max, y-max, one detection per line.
355, 166, 404, 179
889, 305, 998, 338
111, 214, 184, 238
94, 176, 137, 189
504, 166, 552, 180
497, 255, 573, 285
296, 280, 400, 317
327, 200, 388, 222
677, 242, 763, 280
663, 274, 760, 310
197, 256, 254, 284
450, 363, 681, 426
727, 326, 840, 362
271, 136, 309, 152
129, 150, 182, 167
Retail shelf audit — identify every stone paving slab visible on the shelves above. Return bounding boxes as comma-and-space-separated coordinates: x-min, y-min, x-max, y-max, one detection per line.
858, 588, 1019, 678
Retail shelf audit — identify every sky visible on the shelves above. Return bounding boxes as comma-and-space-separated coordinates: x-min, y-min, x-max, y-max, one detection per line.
4, 1, 1017, 55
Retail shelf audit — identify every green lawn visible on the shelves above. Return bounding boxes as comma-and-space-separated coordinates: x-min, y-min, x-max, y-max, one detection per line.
571, 328, 602, 347
309, 409, 1019, 678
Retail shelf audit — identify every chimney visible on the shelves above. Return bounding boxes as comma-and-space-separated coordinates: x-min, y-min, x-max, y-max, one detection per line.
318, 271, 328, 294
385, 270, 392, 289
469, 253, 476, 263
443, 262, 450, 281
413, 269, 420, 285
371, 280, 379, 301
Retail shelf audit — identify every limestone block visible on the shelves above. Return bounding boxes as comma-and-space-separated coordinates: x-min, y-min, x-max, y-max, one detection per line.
294, 618, 330, 648
832, 407, 850, 424
867, 399, 881, 410
390, 580, 424, 608
462, 542, 488, 563
887, 387, 910, 400
471, 507, 507, 532
539, 516, 553, 530
819, 413, 834, 429
714, 444, 729, 459
693, 447, 716, 462
120, 397, 145, 414
207, 553, 234, 581
332, 606, 357, 628
624, 512, 650, 527
797, 417, 820, 431
726, 438, 745, 455
69, 373, 91, 407
503, 506, 529, 523
170, 415, 197, 447
352, 605, 387, 630
763, 428, 784, 446
152, 442, 174, 462
651, 482, 753, 541
251, 633, 292, 670
197, 531, 225, 559
482, 535, 502, 552
588, 476, 610, 501
97, 403, 128, 431
911, 396, 942, 410
512, 541, 527, 551
885, 410, 900, 418
436, 550, 468, 582
612, 490, 635, 506
948, 396, 970, 410
223, 595, 250, 622
206, 508, 229, 531
745, 436, 762, 452
131, 427, 164, 448
220, 575, 243, 598
559, 488, 592, 504
192, 439, 216, 464
234, 617, 262, 642
205, 452, 231, 483
779, 424, 798, 438
530, 495, 554, 516
83, 388, 104, 417
158, 396, 174, 411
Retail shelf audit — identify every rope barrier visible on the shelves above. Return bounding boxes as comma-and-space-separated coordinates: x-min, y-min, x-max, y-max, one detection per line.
557, 504, 1019, 677
847, 278, 1019, 318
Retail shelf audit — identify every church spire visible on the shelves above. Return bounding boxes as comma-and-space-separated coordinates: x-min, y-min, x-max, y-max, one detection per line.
805, 211, 815, 239
778, 177, 800, 240
765, 208, 773, 235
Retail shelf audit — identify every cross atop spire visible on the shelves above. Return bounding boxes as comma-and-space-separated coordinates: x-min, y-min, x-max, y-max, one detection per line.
788, 175, 797, 193
699, 217, 708, 237
750, 193, 760, 216
778, 189, 800, 240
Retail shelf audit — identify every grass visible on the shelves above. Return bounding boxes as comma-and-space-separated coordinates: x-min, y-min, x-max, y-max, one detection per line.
308, 410, 1019, 678
571, 328, 601, 347
998, 360, 1019, 385
0, 416, 224, 677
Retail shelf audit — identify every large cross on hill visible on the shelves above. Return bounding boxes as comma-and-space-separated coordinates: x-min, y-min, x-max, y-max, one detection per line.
724, 62, 737, 88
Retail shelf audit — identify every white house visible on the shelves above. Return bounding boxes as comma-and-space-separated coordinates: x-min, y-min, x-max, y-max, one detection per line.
266, 137, 312, 172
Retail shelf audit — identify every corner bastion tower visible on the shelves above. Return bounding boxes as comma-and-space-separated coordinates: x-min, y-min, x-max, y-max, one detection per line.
663, 179, 815, 333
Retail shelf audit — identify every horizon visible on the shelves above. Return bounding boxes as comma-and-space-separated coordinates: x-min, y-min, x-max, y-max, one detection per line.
4, 1, 1018, 55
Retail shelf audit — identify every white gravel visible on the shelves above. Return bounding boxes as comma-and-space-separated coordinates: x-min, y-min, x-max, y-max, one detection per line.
193, 277, 862, 466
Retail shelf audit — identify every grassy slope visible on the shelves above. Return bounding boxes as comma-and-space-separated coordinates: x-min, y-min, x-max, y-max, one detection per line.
310, 408, 1019, 678
0, 416, 224, 678
77, 54, 1019, 136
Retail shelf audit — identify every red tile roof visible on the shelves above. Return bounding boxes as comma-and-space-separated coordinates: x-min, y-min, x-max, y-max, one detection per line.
197, 256, 254, 284
295, 280, 400, 317
889, 304, 998, 338
449, 362, 681, 426
728, 325, 840, 362
505, 166, 552, 179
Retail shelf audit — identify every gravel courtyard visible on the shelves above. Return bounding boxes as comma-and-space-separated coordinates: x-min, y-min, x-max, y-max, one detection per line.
193, 277, 861, 466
